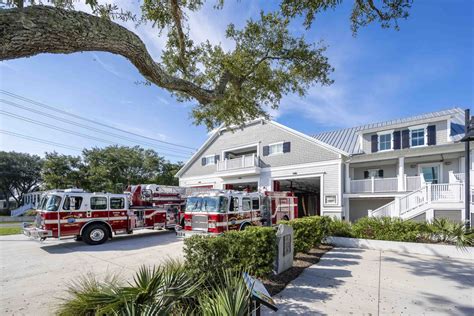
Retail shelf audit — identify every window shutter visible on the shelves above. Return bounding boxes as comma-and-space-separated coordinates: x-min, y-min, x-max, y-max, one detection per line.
283, 142, 291, 153
393, 131, 401, 150
364, 171, 369, 179
402, 129, 410, 148
378, 169, 384, 178
201, 157, 206, 166
371, 134, 378, 153
215, 154, 220, 161
427, 125, 436, 145
263, 145, 269, 156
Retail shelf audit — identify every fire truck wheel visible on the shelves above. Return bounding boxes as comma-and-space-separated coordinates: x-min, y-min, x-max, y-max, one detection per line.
240, 222, 251, 231
82, 224, 109, 245
74, 235, 83, 242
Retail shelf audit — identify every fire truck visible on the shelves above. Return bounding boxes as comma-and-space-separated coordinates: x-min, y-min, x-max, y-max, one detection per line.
176, 190, 298, 237
23, 185, 186, 245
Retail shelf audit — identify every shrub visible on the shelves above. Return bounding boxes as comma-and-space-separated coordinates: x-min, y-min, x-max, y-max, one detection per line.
429, 218, 473, 248
184, 226, 276, 279
351, 217, 430, 242
281, 216, 331, 253
328, 218, 353, 237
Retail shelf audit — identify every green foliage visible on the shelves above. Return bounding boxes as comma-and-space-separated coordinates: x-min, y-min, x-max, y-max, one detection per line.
0, 151, 43, 207
198, 270, 252, 316
330, 217, 473, 248
6, 1, 413, 129
351, 217, 429, 242
280, 0, 413, 34
184, 226, 277, 279
281, 216, 331, 253
328, 218, 353, 237
429, 218, 473, 248
39, 146, 182, 192
57, 259, 254, 315
42, 152, 85, 190
57, 259, 202, 316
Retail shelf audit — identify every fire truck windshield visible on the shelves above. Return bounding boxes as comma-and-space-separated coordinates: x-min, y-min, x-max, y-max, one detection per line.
42, 195, 62, 212
186, 196, 228, 213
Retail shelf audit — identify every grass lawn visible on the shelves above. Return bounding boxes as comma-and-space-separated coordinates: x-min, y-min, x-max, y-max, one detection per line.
0, 226, 22, 236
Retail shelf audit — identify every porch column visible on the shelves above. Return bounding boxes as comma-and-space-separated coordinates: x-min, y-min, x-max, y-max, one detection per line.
345, 163, 351, 193
398, 156, 405, 192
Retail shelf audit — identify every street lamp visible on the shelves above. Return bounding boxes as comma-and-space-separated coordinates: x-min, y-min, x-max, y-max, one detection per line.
460, 109, 473, 228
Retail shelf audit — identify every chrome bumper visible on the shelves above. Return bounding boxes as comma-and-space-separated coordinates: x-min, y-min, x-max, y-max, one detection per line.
175, 228, 218, 238
22, 224, 52, 239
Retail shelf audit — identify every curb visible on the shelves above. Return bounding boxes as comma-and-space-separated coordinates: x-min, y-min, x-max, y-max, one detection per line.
325, 236, 474, 260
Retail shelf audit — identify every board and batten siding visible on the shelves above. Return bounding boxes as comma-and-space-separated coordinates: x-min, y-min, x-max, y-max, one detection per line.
361, 120, 450, 154
180, 121, 340, 178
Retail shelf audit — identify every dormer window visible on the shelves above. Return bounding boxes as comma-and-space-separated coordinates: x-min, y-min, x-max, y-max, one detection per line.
409, 125, 428, 147
378, 133, 392, 151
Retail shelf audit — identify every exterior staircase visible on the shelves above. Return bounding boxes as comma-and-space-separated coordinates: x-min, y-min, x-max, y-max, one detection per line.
369, 182, 464, 220
10, 203, 33, 217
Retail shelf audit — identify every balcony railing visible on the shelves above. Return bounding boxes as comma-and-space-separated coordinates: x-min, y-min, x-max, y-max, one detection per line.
349, 175, 422, 194
216, 154, 259, 172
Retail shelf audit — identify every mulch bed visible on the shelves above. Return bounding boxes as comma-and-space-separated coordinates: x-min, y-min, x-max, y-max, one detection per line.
263, 244, 333, 296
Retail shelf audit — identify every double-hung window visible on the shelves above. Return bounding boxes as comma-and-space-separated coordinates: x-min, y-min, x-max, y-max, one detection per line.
411, 128, 425, 147
204, 155, 216, 165
378, 133, 392, 151
269, 142, 283, 155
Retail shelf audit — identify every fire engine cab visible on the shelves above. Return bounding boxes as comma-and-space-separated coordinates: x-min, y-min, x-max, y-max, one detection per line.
23, 186, 185, 245
177, 190, 298, 237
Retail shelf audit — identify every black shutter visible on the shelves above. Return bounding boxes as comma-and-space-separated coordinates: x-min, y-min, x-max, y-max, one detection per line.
393, 131, 401, 150
263, 146, 269, 156
283, 142, 291, 153
371, 134, 378, 153
378, 169, 384, 178
201, 157, 206, 166
215, 154, 220, 161
427, 125, 436, 145
402, 129, 410, 148
364, 171, 369, 179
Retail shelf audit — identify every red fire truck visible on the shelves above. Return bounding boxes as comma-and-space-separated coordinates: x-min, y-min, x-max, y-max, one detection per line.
176, 190, 298, 237
23, 185, 186, 245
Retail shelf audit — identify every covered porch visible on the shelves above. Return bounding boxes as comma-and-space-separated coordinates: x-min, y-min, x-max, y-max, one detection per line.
345, 151, 465, 195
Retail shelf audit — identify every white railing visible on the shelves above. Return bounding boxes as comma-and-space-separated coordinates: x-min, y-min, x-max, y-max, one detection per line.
350, 179, 372, 193
371, 183, 464, 218
374, 177, 398, 192
350, 177, 398, 193
216, 154, 259, 172
399, 186, 428, 215
369, 201, 396, 217
453, 173, 465, 182
406, 176, 421, 191
11, 203, 33, 217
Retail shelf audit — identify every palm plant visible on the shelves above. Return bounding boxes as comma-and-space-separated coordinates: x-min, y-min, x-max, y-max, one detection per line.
198, 270, 253, 316
429, 218, 473, 248
57, 259, 203, 316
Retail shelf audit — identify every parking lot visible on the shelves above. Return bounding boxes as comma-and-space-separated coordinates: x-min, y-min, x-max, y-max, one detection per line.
0, 230, 184, 316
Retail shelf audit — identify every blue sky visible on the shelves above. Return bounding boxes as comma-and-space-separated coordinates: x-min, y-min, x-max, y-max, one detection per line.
0, 0, 472, 162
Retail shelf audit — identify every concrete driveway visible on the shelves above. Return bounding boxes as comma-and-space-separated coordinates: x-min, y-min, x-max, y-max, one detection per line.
268, 248, 474, 315
0, 230, 184, 316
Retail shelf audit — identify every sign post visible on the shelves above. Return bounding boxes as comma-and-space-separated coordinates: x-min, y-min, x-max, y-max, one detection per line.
243, 272, 278, 315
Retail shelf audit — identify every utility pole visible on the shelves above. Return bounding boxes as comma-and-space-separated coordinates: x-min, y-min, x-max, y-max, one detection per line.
461, 109, 472, 228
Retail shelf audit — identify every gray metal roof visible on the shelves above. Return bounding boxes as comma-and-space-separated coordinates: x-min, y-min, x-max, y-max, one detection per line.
313, 107, 466, 155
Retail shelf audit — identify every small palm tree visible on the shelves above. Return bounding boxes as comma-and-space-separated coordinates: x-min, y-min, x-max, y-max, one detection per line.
198, 271, 253, 316
57, 259, 202, 316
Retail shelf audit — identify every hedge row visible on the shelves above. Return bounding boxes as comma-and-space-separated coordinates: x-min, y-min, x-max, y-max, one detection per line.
184, 226, 277, 278
329, 217, 473, 247
280, 216, 332, 253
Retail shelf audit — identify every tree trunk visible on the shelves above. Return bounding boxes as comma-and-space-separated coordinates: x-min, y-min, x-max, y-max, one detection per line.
0, 6, 223, 104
